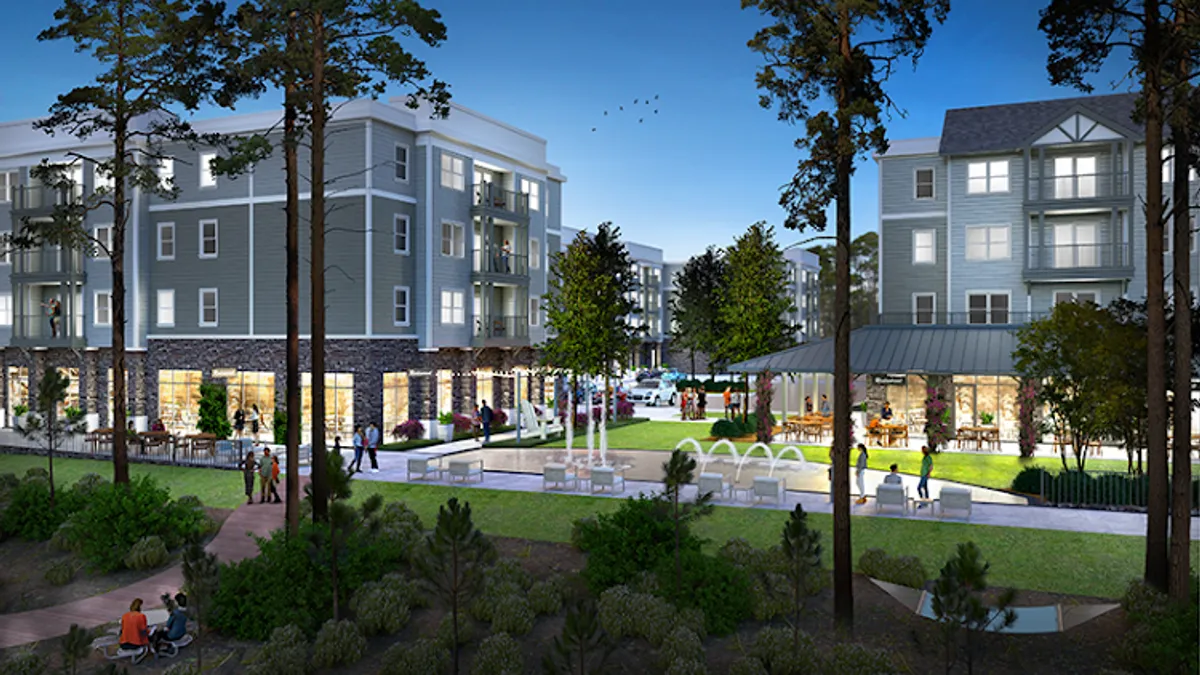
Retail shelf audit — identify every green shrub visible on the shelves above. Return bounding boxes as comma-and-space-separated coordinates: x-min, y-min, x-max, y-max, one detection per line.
718, 539, 790, 621
311, 619, 366, 669
710, 419, 741, 439
71, 473, 109, 497
489, 594, 535, 635
750, 626, 820, 675
630, 592, 678, 647
656, 550, 751, 635
470, 632, 524, 675
349, 572, 414, 635
1116, 577, 1199, 675
528, 579, 564, 615
857, 548, 928, 589
381, 638, 449, 675
377, 501, 426, 562
574, 494, 700, 593
486, 558, 532, 591
659, 626, 705, 668
676, 606, 707, 641
823, 644, 898, 675
24, 467, 48, 480
0, 649, 47, 675
45, 559, 75, 586
0, 477, 84, 541
162, 661, 201, 675
0, 472, 19, 491
245, 624, 309, 675
1009, 466, 1051, 495
273, 408, 288, 445
436, 611, 475, 649
197, 382, 233, 439
49, 519, 82, 553
597, 585, 637, 639
125, 535, 170, 570
729, 657, 769, 675
666, 659, 708, 675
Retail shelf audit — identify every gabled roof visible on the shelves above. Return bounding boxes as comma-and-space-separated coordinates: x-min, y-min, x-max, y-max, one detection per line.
938, 93, 1140, 156
727, 325, 1019, 375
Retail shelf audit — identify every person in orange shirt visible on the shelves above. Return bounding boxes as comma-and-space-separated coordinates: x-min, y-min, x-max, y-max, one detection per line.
119, 598, 149, 651
269, 455, 282, 504
722, 387, 732, 419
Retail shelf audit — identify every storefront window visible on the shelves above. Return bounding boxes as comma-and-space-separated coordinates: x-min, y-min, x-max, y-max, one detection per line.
883, 375, 930, 426
52, 368, 80, 417
158, 370, 202, 433
225, 372, 276, 436
7, 366, 28, 419
437, 370, 453, 414
301, 372, 354, 443
952, 375, 1019, 439
383, 373, 409, 434
107, 368, 129, 427
475, 369, 493, 409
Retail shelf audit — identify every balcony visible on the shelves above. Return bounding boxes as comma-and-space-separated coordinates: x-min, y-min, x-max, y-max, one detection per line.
11, 185, 83, 216
873, 311, 1048, 327
1024, 243, 1134, 281
472, 183, 529, 220
472, 315, 529, 347
11, 247, 87, 283
1026, 172, 1130, 204
472, 245, 529, 279
11, 312, 86, 349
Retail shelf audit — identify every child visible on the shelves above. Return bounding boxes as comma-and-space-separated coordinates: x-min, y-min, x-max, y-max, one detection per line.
241, 450, 257, 506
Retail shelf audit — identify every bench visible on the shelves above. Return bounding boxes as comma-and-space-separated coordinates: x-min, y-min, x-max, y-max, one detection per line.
543, 463, 577, 491
938, 486, 973, 520
752, 476, 785, 504
697, 472, 731, 501
590, 466, 626, 494
447, 458, 484, 484
406, 455, 440, 481
875, 483, 908, 515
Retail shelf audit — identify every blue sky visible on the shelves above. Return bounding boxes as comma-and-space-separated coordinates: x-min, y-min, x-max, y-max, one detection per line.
0, 0, 1133, 261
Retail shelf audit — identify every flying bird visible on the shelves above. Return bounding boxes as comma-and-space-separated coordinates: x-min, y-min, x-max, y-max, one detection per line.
654, 109, 658, 114
604, 111, 608, 116
634, 98, 639, 104
619, 105, 624, 111
591, 127, 596, 132
654, 94, 659, 100
639, 118, 643, 123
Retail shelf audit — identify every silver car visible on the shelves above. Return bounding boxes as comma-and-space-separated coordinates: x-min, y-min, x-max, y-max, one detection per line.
628, 379, 677, 406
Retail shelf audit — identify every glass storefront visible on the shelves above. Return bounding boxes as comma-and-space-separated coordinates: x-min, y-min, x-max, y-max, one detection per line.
54, 368, 80, 415
952, 375, 1019, 439
883, 375, 932, 427
7, 366, 28, 421
301, 372, 354, 443
224, 372, 276, 435
475, 368, 493, 409
382, 373, 409, 433
158, 370, 202, 433
437, 370, 453, 414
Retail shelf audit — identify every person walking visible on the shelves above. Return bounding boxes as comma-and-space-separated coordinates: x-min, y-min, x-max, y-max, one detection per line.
269, 454, 282, 503
722, 386, 732, 419
730, 389, 742, 418
480, 400, 494, 444
248, 404, 261, 440
366, 422, 381, 473
233, 408, 245, 437
855, 443, 869, 504
917, 445, 933, 506
240, 449, 257, 505
258, 446, 273, 504
351, 425, 366, 473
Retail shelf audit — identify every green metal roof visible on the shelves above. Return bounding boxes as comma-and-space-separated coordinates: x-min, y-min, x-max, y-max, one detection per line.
727, 325, 1020, 375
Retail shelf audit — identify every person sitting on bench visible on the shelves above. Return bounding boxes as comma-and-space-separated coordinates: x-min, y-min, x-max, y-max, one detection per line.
119, 598, 149, 651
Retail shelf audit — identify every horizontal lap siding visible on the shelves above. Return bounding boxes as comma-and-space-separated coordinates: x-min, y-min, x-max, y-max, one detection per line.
371, 196, 417, 335
429, 147, 472, 348
949, 153, 1026, 313
149, 206, 251, 334
879, 216, 946, 317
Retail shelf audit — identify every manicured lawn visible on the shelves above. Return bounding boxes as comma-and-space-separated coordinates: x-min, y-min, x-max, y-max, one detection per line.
0, 455, 246, 509
350, 481, 1197, 600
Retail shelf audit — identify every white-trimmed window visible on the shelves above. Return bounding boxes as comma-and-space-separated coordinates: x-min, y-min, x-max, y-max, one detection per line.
440, 289, 465, 325
441, 221, 464, 258
440, 154, 465, 191
157, 222, 175, 260
967, 292, 1010, 325
198, 288, 219, 327
529, 297, 541, 326
157, 157, 174, 190
156, 289, 175, 327
967, 160, 1009, 194
965, 225, 1010, 261
914, 168, 935, 199
1053, 156, 1097, 198
913, 229, 936, 264
0, 171, 16, 203
0, 233, 10, 265
199, 219, 218, 258
393, 286, 410, 326
394, 144, 409, 182
93, 162, 114, 192
1054, 290, 1099, 306
913, 293, 936, 325
529, 238, 541, 269
0, 293, 11, 326
393, 214, 410, 254
93, 291, 112, 327
1053, 223, 1097, 268
93, 224, 114, 259
520, 178, 541, 211
1162, 216, 1198, 254
199, 152, 217, 188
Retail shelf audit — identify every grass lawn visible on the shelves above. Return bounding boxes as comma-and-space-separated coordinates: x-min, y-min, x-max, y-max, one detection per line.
349, 482, 1197, 600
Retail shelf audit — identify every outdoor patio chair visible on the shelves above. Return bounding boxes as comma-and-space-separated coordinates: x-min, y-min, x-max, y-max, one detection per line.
696, 472, 731, 501
590, 466, 626, 494
447, 458, 485, 484
543, 463, 577, 491
752, 475, 785, 504
406, 455, 440, 481
938, 486, 972, 520
875, 483, 908, 515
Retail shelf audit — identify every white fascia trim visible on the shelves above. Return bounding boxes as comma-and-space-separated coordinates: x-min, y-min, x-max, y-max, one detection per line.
248, 168, 255, 335
946, 161, 953, 313
418, 131, 548, 178
365, 119, 374, 336
881, 211, 947, 221
545, 228, 562, 236
147, 334, 420, 340
147, 187, 416, 212
131, 184, 141, 349
424, 143, 434, 348
876, 158, 883, 313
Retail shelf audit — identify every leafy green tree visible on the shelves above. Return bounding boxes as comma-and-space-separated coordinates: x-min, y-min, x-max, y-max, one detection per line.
16, 368, 86, 506
416, 498, 496, 675
541, 599, 613, 675
931, 542, 1016, 675
812, 232, 880, 336
780, 505, 823, 653
19, 0, 230, 486
1039, 0, 1193, 596
1101, 299, 1151, 474
744, 0, 949, 630
661, 449, 713, 603
668, 247, 728, 375
716, 222, 795, 370
196, 383, 232, 439
182, 541, 220, 674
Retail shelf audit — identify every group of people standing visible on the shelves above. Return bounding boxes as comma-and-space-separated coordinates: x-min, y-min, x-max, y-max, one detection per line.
680, 388, 707, 420
838, 443, 934, 506
721, 387, 743, 419
240, 444, 281, 505
349, 422, 382, 474
232, 404, 264, 440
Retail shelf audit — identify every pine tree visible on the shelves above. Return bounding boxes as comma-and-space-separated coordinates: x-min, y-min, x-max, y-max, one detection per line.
15, 368, 85, 506
668, 247, 728, 375
182, 542, 220, 674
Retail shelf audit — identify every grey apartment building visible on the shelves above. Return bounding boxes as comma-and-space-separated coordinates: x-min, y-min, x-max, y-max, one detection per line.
0, 98, 565, 441
872, 92, 1199, 437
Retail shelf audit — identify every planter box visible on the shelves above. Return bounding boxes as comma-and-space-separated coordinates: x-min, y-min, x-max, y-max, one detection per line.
439, 424, 455, 442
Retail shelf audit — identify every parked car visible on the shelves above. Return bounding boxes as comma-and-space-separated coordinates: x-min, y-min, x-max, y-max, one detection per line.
629, 379, 677, 406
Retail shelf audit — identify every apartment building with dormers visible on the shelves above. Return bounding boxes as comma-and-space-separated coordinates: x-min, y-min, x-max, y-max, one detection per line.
0, 98, 565, 441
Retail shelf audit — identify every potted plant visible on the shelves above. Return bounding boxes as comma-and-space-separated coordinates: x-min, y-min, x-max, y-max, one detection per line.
13, 403, 28, 429
979, 411, 995, 426
437, 412, 455, 442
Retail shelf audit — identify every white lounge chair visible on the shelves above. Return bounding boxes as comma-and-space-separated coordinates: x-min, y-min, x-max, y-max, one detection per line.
543, 463, 577, 491
406, 455, 439, 481
938, 486, 972, 520
447, 458, 484, 484
697, 472, 731, 501
875, 483, 908, 515
752, 476, 785, 504
590, 466, 626, 494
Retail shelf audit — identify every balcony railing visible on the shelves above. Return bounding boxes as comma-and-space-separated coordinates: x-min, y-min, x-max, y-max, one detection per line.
873, 311, 1049, 326
1028, 172, 1130, 201
12, 185, 84, 211
12, 247, 86, 277
472, 245, 528, 276
472, 183, 529, 217
1026, 243, 1133, 271
12, 312, 86, 348
473, 315, 529, 341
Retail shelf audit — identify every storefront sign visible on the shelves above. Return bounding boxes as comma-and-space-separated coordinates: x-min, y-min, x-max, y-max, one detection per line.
211, 368, 237, 379
872, 374, 906, 385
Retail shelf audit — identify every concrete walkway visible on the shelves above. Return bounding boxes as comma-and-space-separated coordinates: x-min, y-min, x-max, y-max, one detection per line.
0, 497, 286, 649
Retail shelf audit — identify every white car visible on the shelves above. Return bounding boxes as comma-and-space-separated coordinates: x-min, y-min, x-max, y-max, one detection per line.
629, 379, 677, 407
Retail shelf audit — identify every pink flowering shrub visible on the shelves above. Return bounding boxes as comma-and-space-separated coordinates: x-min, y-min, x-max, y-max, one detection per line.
392, 419, 425, 442
452, 413, 474, 432
924, 386, 951, 452
493, 408, 509, 426
615, 400, 634, 420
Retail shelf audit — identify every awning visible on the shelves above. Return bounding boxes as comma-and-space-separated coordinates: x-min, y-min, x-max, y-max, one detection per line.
727, 325, 1020, 375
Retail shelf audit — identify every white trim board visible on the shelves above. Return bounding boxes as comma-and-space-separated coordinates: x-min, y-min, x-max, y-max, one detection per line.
147, 334, 420, 340
882, 211, 946, 221
147, 187, 417, 212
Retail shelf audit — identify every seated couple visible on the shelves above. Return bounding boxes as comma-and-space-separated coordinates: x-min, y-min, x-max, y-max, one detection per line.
119, 593, 188, 651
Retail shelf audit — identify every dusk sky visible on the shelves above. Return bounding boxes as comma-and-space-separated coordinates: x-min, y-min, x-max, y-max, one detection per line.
0, 0, 1133, 261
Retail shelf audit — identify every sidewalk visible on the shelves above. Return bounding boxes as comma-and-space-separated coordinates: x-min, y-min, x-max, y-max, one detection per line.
0, 495, 286, 649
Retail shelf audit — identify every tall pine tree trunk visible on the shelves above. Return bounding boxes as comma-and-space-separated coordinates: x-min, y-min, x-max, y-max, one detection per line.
830, 7, 854, 631
1167, 52, 1193, 599
111, 119, 129, 486
1142, 0, 1170, 592
284, 17, 302, 535
308, 10, 329, 521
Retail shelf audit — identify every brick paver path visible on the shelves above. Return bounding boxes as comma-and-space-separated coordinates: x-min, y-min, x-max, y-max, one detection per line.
0, 498, 287, 649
